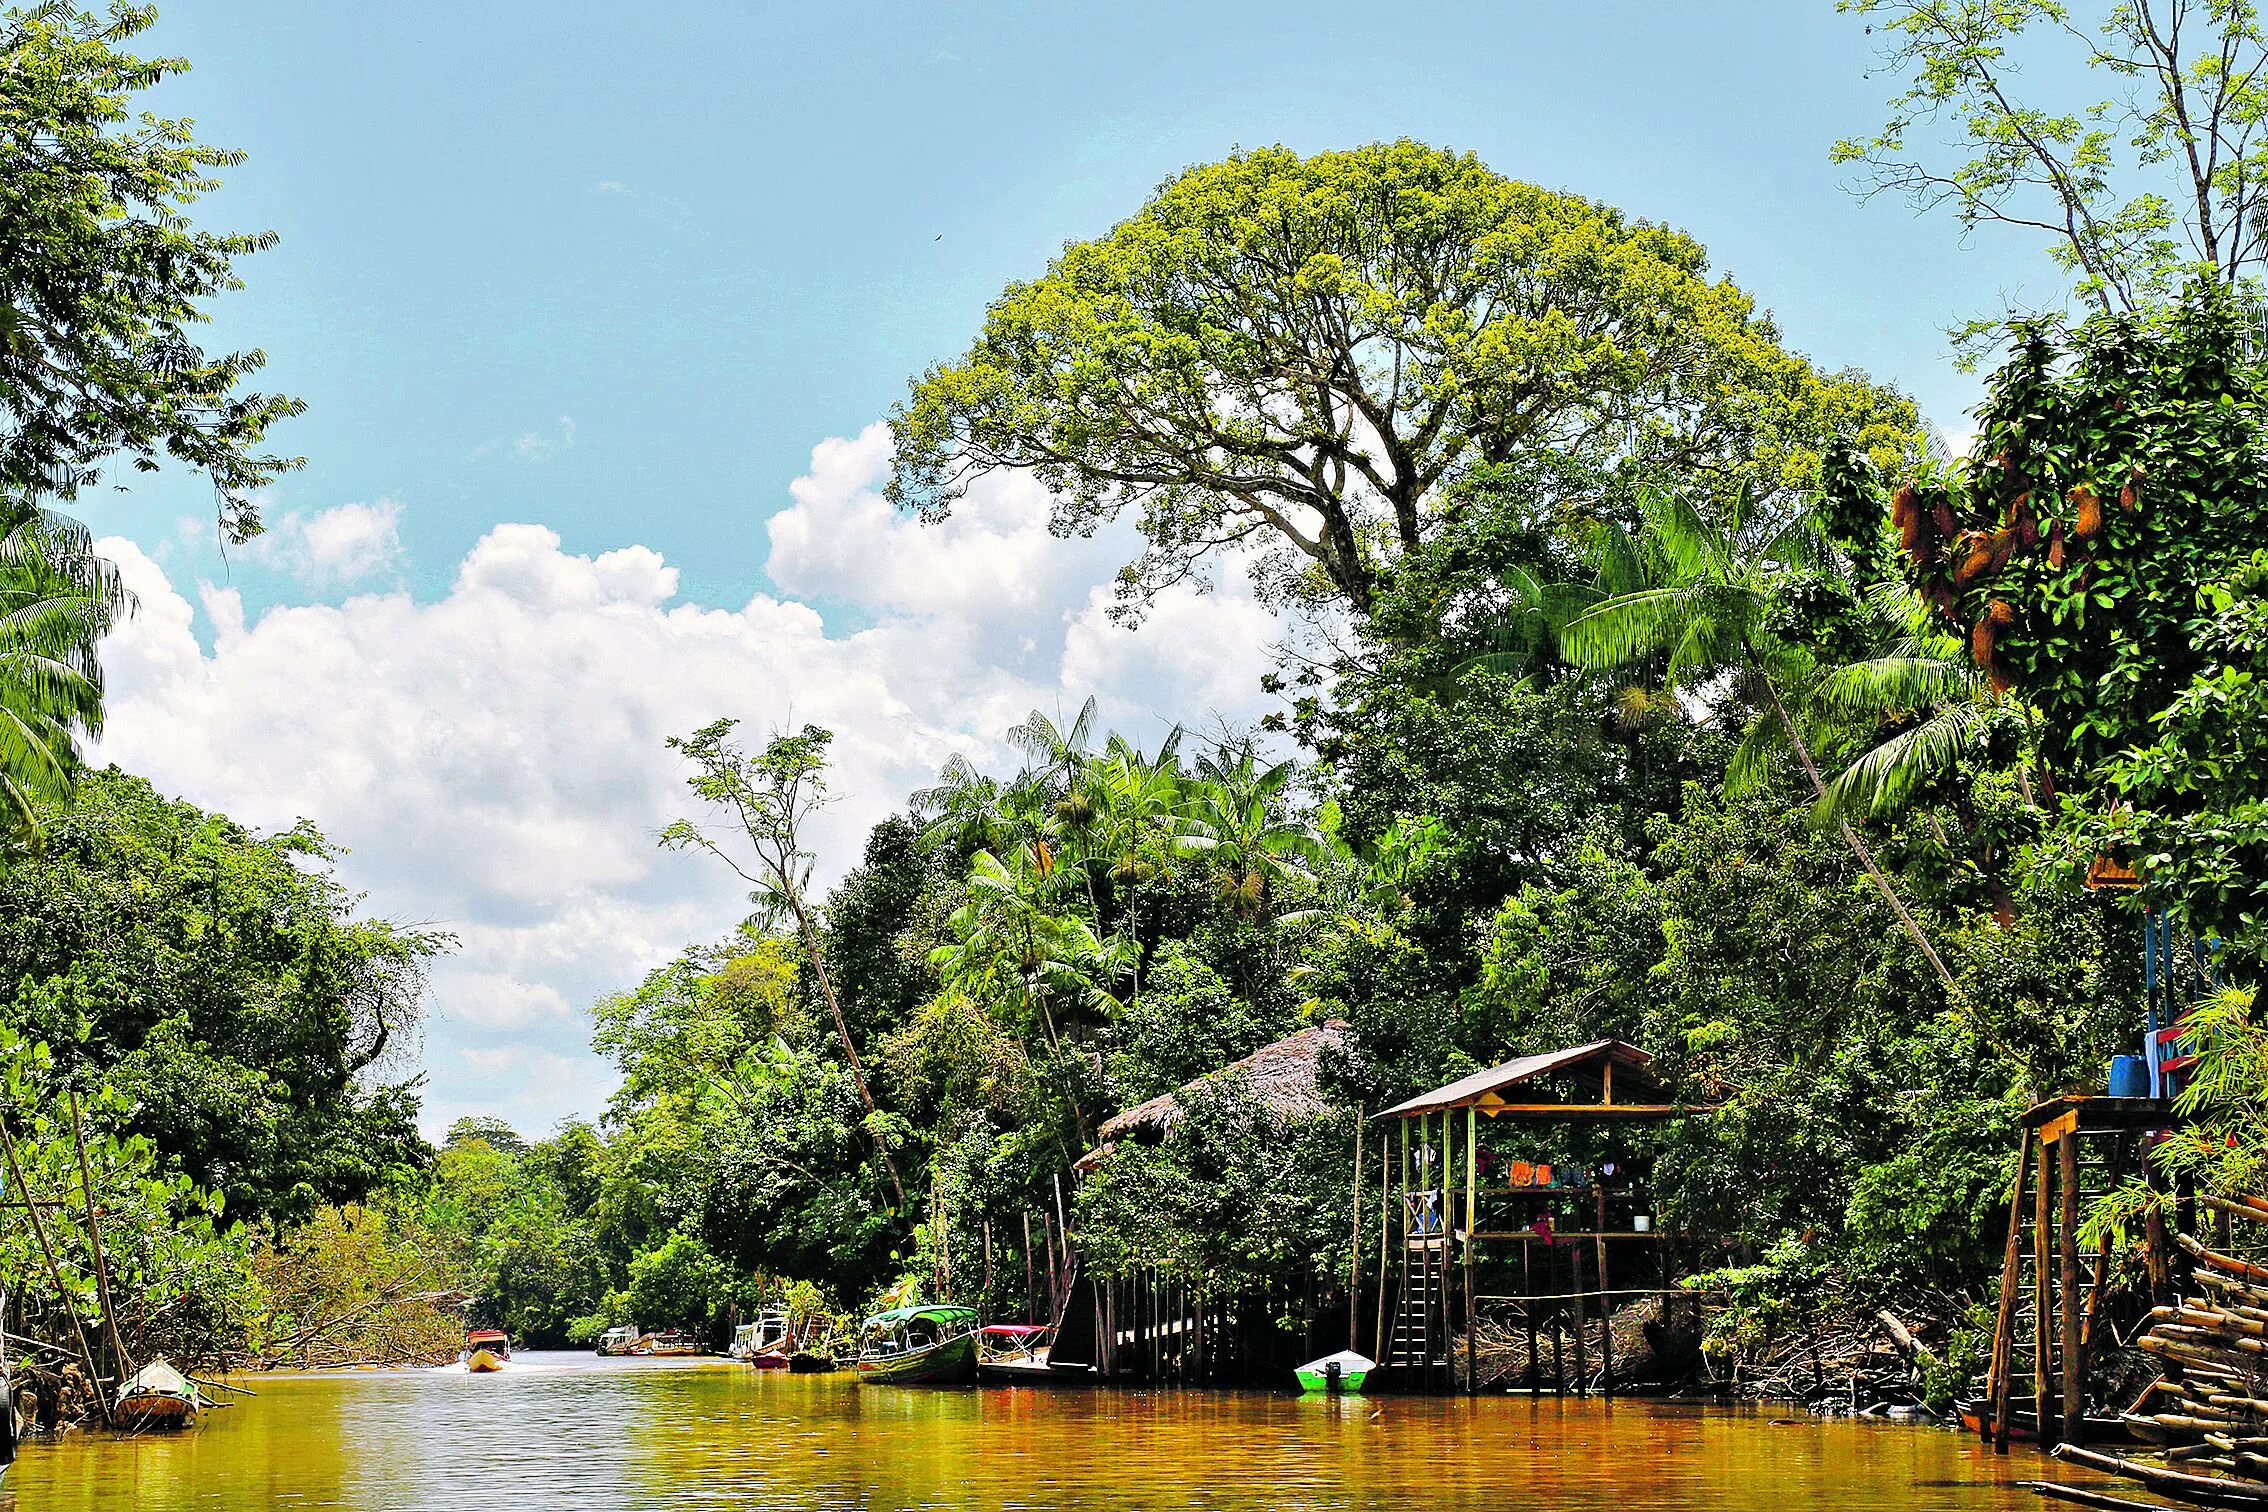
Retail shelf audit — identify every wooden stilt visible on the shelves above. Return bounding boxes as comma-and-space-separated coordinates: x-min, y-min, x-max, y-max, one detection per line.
2060, 1131, 2084, 1446
1523, 1240, 1539, 1393
2034, 1129, 2058, 1444
1595, 1182, 1612, 1397
1571, 1236, 1590, 1395
1374, 1131, 1390, 1362
1989, 1131, 2031, 1453
1350, 1113, 1365, 1352
1466, 1105, 1478, 1395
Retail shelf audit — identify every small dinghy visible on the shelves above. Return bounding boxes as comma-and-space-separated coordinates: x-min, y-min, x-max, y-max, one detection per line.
1294, 1350, 1373, 1394
116, 1358, 201, 1427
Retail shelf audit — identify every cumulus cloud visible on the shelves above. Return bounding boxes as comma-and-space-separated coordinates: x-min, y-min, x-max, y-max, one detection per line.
92, 426, 1282, 1136
242, 499, 406, 585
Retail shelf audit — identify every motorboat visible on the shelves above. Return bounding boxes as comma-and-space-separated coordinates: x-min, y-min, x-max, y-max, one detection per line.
854, 1304, 978, 1385
596, 1324, 643, 1356
464, 1329, 511, 1371
632, 1329, 702, 1357
1294, 1349, 1374, 1393
115, 1358, 202, 1425
730, 1307, 793, 1368
975, 1323, 1061, 1384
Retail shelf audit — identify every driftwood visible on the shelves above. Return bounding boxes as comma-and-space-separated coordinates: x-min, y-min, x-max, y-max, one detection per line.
2032, 1219, 2268, 1510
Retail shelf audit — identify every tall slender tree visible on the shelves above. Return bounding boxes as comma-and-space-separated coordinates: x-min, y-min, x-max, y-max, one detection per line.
662, 720, 909, 1210
1558, 489, 1957, 988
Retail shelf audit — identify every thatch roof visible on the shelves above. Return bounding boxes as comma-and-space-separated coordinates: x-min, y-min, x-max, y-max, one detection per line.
1087, 1019, 1349, 1156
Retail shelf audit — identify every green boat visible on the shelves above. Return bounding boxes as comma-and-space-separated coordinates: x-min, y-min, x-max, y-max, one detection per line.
1294, 1350, 1373, 1393
854, 1304, 979, 1385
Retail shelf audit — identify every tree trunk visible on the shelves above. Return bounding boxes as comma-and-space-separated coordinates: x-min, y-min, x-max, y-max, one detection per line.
1755, 662, 1957, 990
786, 894, 909, 1209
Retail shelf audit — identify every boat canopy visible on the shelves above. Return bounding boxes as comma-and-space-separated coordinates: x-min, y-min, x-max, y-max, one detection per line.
865, 1304, 978, 1328
977, 1323, 1049, 1337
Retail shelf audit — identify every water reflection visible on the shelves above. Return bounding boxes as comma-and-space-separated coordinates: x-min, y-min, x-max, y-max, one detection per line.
0, 1350, 2120, 1511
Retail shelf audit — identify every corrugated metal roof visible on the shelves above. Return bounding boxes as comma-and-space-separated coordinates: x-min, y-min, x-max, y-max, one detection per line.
1379, 1038, 1672, 1116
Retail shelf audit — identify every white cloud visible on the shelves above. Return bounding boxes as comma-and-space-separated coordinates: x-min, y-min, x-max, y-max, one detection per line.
242, 499, 405, 585
92, 425, 1282, 1137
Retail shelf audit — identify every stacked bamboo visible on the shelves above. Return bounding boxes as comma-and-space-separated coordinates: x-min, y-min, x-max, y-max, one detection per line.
2033, 1208, 2268, 1511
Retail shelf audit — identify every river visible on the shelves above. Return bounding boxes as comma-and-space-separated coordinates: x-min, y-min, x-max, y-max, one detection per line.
0, 1352, 2123, 1510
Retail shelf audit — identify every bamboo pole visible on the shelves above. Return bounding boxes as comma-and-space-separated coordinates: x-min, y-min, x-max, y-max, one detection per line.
2061, 1131, 2085, 1445
0, 1109, 111, 1426
2035, 1129, 2057, 1443
1023, 1213, 1035, 1325
66, 1087, 131, 1387
1349, 1112, 1365, 1352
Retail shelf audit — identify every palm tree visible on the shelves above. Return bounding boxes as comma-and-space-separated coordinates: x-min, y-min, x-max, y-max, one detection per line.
1182, 747, 1330, 920
929, 847, 1137, 1146
1006, 696, 1099, 790
1558, 488, 1957, 989
0, 497, 130, 830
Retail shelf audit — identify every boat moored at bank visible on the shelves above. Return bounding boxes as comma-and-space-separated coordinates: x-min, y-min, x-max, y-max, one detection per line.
854, 1305, 978, 1385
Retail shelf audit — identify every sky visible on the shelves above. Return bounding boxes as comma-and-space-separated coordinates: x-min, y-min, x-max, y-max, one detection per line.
82, 0, 2076, 1139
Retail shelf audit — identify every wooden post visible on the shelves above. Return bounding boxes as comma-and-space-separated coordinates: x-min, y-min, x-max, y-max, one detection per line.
2059, 1131, 2084, 1445
1596, 1181, 1612, 1398
1550, 1249, 1565, 1395
1523, 1239, 1539, 1393
1988, 1132, 2030, 1453
1571, 1234, 1589, 1395
1374, 1130, 1390, 1362
1349, 1113, 1365, 1351
1465, 1105, 1478, 1395
2033, 1128, 2057, 1445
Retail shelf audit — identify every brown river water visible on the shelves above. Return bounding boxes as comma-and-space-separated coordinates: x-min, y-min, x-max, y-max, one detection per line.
0, 1351, 2128, 1510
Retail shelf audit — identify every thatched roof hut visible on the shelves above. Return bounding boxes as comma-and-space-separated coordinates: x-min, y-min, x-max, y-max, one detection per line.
1078, 1019, 1349, 1170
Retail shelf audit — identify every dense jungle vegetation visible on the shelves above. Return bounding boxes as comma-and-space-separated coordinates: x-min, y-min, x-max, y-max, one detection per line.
8, 0, 2268, 1409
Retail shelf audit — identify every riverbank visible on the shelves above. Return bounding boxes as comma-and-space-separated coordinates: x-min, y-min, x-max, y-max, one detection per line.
0, 1351, 2134, 1511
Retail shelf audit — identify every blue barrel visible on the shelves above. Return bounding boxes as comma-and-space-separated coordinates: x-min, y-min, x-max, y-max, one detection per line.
2109, 1055, 2150, 1099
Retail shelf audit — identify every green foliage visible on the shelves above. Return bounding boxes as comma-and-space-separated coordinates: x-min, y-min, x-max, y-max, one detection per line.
0, 497, 128, 826
624, 1230, 732, 1336
0, 2, 303, 534
1852, 288, 2268, 784
891, 140, 1913, 617
1075, 1076, 1355, 1296
0, 1026, 255, 1372
0, 767, 443, 1224
1837, 0, 2268, 336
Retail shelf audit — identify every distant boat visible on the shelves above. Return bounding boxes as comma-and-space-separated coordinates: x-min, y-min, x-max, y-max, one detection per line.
854, 1304, 978, 1385
1294, 1350, 1373, 1394
115, 1358, 202, 1426
633, 1330, 702, 1357
730, 1308, 793, 1369
596, 1324, 643, 1357
464, 1330, 511, 1372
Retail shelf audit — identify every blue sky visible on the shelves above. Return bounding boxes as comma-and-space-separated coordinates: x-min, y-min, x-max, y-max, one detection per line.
90, 0, 2073, 1136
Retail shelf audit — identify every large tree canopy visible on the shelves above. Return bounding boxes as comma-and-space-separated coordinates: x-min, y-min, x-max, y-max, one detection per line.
0, 768, 444, 1223
890, 140, 1915, 618
1, 3, 301, 537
